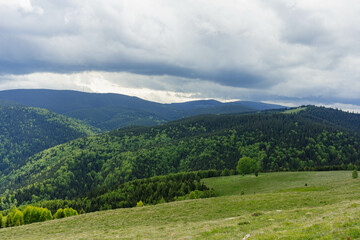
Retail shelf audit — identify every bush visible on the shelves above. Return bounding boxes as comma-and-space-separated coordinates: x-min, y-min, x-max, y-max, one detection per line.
189, 191, 196, 199
54, 207, 78, 219
64, 208, 78, 217
12, 210, 24, 226
207, 170, 219, 177
0, 214, 3, 228
53, 208, 65, 219
197, 170, 209, 179
352, 169, 358, 179
6, 208, 24, 227
23, 206, 52, 224
136, 201, 144, 207
221, 169, 230, 176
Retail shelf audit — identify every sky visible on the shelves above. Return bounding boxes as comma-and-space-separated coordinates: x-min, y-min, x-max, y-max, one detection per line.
1, 0, 360, 110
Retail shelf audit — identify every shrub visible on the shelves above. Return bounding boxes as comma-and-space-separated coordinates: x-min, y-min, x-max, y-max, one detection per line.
6, 208, 24, 227
197, 170, 209, 179
64, 208, 78, 217
201, 190, 215, 198
0, 214, 3, 228
159, 197, 166, 204
189, 191, 196, 199
53, 208, 65, 219
221, 169, 230, 176
54, 207, 78, 219
12, 210, 24, 226
23, 206, 52, 224
207, 170, 218, 177
136, 201, 144, 207
352, 169, 358, 179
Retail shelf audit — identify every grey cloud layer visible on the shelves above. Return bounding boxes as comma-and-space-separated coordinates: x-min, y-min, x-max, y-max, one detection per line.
1, 0, 360, 106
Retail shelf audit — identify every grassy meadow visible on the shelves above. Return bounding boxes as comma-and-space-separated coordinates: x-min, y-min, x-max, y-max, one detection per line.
1, 171, 360, 239
283, 107, 308, 114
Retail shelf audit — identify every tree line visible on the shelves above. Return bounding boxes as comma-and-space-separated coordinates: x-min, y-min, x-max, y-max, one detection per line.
0, 170, 221, 228
24, 171, 217, 214
0, 206, 78, 228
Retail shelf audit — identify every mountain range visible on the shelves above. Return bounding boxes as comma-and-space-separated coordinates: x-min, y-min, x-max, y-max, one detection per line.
0, 89, 284, 190
0, 89, 284, 131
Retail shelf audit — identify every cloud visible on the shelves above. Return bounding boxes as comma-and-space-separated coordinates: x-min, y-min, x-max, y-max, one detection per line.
2, 71, 360, 110
0, 0, 44, 14
0, 0, 360, 109
0, 0, 281, 85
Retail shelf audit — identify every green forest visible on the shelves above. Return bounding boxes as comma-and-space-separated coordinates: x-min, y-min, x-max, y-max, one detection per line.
1, 106, 360, 211
29, 170, 216, 214
0, 106, 99, 175
0, 171, 216, 229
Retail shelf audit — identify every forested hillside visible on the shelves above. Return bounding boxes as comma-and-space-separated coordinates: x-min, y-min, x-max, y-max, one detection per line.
0, 89, 284, 131
299, 106, 360, 133
1, 106, 360, 209
0, 106, 99, 175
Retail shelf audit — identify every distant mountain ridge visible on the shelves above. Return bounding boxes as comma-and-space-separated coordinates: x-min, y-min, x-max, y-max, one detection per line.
0, 89, 285, 131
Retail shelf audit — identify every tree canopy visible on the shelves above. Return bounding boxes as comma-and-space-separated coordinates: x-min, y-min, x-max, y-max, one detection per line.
1, 106, 360, 210
237, 157, 258, 175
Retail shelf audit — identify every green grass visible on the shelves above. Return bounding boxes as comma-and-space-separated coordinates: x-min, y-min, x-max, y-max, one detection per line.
202, 171, 345, 196
1, 171, 360, 239
283, 107, 308, 114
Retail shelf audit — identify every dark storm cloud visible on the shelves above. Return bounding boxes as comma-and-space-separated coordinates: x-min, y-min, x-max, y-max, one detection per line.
0, 0, 360, 109
0, 0, 283, 89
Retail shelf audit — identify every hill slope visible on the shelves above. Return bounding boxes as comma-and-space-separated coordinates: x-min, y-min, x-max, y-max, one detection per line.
0, 89, 284, 131
0, 106, 99, 175
1, 106, 360, 207
299, 106, 360, 133
0, 171, 359, 239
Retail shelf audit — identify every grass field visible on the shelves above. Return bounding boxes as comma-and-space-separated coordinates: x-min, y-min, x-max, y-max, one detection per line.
1, 171, 360, 239
283, 107, 307, 114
